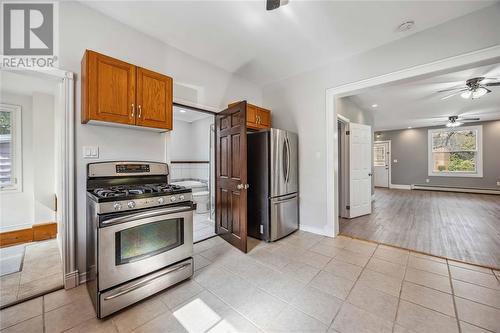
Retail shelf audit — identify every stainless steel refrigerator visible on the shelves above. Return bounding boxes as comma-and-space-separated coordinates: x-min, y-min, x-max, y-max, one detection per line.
247, 128, 299, 241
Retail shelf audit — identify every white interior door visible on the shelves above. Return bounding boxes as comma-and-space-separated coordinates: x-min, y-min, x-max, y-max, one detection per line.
374, 142, 389, 188
349, 123, 372, 218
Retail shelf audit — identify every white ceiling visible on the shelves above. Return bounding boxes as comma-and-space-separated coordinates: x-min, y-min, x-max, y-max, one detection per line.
173, 105, 213, 123
83, 1, 495, 84
348, 63, 500, 131
0, 71, 59, 96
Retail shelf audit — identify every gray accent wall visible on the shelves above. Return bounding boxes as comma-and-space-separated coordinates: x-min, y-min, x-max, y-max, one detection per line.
376, 120, 500, 189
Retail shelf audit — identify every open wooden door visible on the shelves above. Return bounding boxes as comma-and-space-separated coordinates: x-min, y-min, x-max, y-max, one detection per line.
215, 101, 248, 252
348, 122, 372, 218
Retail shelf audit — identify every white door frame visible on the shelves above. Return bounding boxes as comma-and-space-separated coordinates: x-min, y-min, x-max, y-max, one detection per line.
374, 140, 391, 188
326, 45, 500, 237
3, 68, 77, 288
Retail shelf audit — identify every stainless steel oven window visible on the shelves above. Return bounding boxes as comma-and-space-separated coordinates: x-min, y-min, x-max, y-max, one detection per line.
115, 218, 184, 265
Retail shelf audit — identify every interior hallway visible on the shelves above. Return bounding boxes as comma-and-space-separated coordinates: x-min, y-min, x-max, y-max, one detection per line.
340, 188, 500, 268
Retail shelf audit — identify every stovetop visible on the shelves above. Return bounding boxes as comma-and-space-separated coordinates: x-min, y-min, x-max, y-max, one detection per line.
92, 183, 188, 199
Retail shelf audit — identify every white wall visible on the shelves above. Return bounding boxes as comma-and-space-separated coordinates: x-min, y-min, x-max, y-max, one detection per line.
32, 93, 56, 224
337, 98, 373, 127
0, 92, 34, 231
262, 4, 500, 236
58, 1, 262, 274
0, 92, 57, 231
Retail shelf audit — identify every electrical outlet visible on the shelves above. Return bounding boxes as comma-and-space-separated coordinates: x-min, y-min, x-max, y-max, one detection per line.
260, 225, 264, 234
393, 159, 398, 163
426, 179, 430, 183
497, 181, 500, 186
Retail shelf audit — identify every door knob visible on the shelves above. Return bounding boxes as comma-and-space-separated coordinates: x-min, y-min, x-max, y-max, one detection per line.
368, 173, 372, 176
244, 184, 250, 189
237, 184, 243, 190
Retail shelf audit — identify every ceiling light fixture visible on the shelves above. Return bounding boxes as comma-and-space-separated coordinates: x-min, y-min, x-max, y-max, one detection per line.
179, 110, 186, 113
396, 20, 415, 32
460, 91, 472, 99
371, 104, 378, 108
446, 121, 462, 128
472, 87, 488, 99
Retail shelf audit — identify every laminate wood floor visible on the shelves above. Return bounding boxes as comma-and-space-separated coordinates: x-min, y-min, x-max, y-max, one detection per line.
340, 188, 500, 269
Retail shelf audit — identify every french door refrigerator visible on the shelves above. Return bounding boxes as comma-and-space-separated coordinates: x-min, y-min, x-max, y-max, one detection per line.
247, 128, 298, 241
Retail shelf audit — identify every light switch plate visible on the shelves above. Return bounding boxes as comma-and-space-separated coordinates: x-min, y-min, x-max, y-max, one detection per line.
83, 146, 99, 159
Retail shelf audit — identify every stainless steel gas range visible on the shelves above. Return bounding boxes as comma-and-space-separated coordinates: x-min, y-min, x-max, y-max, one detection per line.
86, 161, 195, 318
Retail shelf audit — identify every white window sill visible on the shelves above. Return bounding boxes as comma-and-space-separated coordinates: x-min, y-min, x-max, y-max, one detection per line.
428, 172, 483, 178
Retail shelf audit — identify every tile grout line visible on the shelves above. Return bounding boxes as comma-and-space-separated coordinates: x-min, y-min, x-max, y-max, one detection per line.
326, 241, 380, 331
447, 259, 462, 333
392, 249, 409, 333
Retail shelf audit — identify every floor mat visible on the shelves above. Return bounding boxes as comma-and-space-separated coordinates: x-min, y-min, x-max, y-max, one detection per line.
0, 244, 25, 277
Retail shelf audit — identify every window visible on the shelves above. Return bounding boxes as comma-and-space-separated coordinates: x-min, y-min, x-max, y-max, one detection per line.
0, 104, 22, 191
373, 145, 386, 166
428, 125, 482, 177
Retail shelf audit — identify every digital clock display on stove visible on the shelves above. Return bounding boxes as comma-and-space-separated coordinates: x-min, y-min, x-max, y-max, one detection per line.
116, 164, 150, 173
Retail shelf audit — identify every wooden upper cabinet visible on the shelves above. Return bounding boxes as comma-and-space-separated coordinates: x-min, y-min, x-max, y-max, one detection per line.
229, 101, 271, 130
81, 50, 173, 131
136, 67, 173, 130
82, 50, 136, 125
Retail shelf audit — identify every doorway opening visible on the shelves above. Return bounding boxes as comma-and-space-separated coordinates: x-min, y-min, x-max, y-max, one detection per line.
170, 104, 216, 243
373, 140, 391, 188
0, 71, 65, 307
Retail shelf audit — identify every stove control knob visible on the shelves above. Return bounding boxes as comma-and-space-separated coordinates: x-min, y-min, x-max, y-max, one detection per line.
127, 201, 136, 209
179, 194, 185, 200
170, 196, 176, 202
158, 197, 165, 204
113, 202, 122, 211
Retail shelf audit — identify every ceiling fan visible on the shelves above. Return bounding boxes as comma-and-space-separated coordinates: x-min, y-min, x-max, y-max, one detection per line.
444, 115, 480, 127
266, 0, 289, 11
438, 77, 500, 100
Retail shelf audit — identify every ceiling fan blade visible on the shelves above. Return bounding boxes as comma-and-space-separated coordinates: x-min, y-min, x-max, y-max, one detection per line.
458, 117, 480, 121
484, 82, 500, 86
440, 89, 468, 100
437, 86, 466, 93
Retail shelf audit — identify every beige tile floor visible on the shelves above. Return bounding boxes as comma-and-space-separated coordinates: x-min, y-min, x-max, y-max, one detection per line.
0, 239, 63, 307
1, 232, 499, 333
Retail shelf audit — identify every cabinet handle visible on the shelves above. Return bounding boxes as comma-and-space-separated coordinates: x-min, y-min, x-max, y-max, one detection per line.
138, 105, 142, 118
131, 104, 135, 117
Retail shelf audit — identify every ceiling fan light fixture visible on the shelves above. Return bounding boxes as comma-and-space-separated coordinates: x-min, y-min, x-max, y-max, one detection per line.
446, 121, 462, 128
472, 87, 488, 99
460, 91, 472, 99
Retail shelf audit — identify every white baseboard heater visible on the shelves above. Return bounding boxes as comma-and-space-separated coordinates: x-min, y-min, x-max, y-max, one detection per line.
411, 184, 500, 195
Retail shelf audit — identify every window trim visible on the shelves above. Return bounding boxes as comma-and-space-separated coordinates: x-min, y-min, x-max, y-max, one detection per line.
427, 125, 483, 178
0, 103, 23, 192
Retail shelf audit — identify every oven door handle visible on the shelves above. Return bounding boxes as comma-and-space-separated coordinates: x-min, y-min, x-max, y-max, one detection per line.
101, 206, 192, 226
103, 262, 191, 301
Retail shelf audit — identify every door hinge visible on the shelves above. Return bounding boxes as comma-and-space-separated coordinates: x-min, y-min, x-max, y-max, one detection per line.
345, 131, 350, 135
346, 205, 350, 210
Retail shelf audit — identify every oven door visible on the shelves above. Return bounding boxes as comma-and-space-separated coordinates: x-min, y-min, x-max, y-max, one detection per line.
98, 205, 193, 291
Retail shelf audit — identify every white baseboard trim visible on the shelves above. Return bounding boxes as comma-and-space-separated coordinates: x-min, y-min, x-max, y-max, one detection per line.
389, 184, 411, 190
411, 185, 500, 195
299, 225, 333, 237
64, 270, 80, 289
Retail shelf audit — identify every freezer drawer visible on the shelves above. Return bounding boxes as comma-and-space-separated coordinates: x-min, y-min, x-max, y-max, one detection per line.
270, 193, 299, 241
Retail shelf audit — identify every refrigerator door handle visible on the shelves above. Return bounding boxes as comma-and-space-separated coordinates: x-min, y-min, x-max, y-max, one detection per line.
288, 137, 291, 183
282, 137, 288, 183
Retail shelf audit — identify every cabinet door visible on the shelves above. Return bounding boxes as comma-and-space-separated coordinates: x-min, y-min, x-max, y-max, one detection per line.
136, 67, 173, 130
83, 50, 136, 125
257, 107, 271, 128
246, 104, 259, 130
